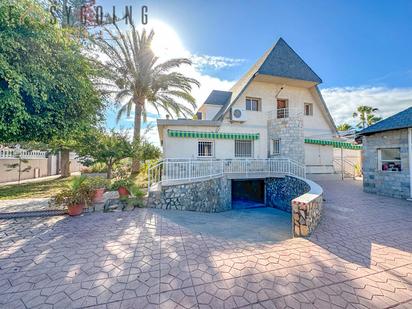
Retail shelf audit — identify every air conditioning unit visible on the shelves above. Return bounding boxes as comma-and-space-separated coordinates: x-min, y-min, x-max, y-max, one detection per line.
231, 108, 247, 122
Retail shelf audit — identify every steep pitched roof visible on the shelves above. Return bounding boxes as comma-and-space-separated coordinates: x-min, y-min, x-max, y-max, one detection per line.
359, 107, 412, 135
213, 38, 326, 122
204, 90, 232, 106
257, 38, 322, 83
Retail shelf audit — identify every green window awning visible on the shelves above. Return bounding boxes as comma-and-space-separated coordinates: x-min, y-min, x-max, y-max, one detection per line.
168, 130, 259, 140
305, 138, 362, 150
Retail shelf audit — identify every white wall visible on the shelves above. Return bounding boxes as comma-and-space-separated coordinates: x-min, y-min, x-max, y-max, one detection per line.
198, 105, 222, 120
163, 80, 335, 166
305, 144, 334, 174
162, 125, 265, 159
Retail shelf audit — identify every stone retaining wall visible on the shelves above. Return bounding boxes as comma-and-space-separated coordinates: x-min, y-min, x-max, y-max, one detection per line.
147, 177, 231, 212
292, 179, 323, 237
265, 176, 310, 212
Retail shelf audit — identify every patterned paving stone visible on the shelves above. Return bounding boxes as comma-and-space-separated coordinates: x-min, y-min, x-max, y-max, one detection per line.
0, 180, 411, 308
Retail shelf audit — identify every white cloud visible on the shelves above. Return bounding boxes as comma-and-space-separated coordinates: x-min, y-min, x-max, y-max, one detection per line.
321, 86, 412, 127
191, 54, 246, 70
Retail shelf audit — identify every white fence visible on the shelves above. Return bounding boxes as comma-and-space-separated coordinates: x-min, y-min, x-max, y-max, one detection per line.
0, 149, 47, 159
148, 158, 306, 191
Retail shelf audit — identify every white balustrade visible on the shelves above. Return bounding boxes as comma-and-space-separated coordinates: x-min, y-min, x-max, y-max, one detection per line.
148, 158, 306, 191
0, 149, 47, 159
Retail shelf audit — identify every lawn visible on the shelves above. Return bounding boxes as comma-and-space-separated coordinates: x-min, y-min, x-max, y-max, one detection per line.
0, 177, 73, 200
0, 174, 148, 200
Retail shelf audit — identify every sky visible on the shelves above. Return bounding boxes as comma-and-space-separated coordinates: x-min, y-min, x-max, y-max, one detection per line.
97, 0, 412, 144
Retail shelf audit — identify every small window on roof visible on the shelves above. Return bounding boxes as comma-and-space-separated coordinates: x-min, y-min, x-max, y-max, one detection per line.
304, 103, 313, 116
277, 99, 288, 118
246, 97, 261, 111
196, 112, 203, 120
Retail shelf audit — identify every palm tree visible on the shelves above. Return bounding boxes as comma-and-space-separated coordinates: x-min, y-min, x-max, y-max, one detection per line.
352, 106, 380, 129
94, 23, 199, 174
336, 123, 353, 132
366, 114, 382, 126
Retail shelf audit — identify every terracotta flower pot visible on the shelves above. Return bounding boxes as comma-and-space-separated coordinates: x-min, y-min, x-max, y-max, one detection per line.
68, 204, 84, 216
92, 188, 105, 203
118, 186, 129, 198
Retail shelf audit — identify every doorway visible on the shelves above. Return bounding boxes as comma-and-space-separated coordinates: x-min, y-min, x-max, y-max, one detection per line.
232, 179, 265, 209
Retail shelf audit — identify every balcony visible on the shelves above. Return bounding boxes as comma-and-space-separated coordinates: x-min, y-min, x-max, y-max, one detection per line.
267, 108, 303, 121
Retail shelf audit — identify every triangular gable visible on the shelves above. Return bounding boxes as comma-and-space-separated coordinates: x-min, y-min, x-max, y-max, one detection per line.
213, 38, 324, 121
213, 46, 272, 120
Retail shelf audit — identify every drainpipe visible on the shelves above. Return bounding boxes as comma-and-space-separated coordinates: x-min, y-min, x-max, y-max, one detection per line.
409, 128, 412, 200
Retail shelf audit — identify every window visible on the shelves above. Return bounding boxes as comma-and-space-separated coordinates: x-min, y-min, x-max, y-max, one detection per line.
378, 148, 401, 171
304, 103, 313, 116
272, 139, 280, 155
235, 140, 253, 157
277, 99, 288, 118
246, 97, 261, 111
196, 112, 203, 120
198, 141, 213, 157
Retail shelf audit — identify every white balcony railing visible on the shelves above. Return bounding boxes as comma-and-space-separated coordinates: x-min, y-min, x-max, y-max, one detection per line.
148, 158, 306, 191
267, 108, 303, 121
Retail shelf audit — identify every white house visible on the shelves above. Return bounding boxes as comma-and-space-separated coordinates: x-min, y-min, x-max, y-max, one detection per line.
156, 38, 344, 176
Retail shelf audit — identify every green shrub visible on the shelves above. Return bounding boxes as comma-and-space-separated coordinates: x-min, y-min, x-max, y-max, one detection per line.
110, 178, 135, 191
85, 177, 110, 190
51, 176, 94, 208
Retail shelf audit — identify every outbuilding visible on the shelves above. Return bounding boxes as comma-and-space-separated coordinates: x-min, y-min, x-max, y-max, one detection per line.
359, 107, 412, 199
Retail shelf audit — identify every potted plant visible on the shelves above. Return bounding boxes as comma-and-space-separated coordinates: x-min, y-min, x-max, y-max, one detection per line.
122, 184, 145, 208
111, 178, 134, 198
87, 177, 110, 203
51, 176, 93, 216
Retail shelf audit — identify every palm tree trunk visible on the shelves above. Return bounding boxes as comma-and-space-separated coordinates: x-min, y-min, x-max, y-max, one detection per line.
131, 102, 143, 174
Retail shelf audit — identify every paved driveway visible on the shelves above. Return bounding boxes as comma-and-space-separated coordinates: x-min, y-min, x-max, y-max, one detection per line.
0, 180, 411, 308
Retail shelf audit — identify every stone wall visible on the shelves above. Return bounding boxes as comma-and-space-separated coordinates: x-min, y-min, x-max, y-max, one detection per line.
362, 129, 410, 199
147, 177, 231, 212
292, 193, 323, 237
268, 115, 304, 164
265, 176, 310, 212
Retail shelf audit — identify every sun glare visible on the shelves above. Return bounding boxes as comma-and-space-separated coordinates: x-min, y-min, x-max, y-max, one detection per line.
141, 20, 188, 60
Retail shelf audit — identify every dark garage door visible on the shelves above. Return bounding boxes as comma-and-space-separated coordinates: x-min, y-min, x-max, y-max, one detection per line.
232, 179, 265, 209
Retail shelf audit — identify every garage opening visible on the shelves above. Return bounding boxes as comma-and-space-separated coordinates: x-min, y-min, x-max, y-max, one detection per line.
232, 179, 265, 209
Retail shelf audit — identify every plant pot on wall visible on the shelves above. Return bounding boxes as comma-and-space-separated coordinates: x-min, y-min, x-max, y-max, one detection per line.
117, 186, 129, 198
92, 188, 105, 203
67, 204, 84, 216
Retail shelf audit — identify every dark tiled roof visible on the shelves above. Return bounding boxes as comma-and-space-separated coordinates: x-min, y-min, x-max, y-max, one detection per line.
257, 38, 322, 84
204, 90, 232, 106
359, 107, 412, 135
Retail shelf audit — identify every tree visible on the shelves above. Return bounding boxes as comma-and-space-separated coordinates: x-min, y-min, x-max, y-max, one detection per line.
75, 130, 134, 179
93, 23, 199, 174
0, 0, 104, 154
366, 114, 382, 127
336, 123, 353, 131
352, 106, 381, 129
134, 139, 161, 162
